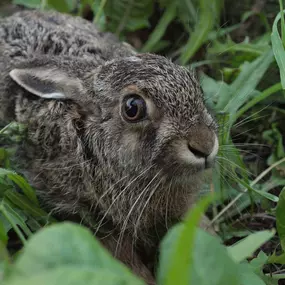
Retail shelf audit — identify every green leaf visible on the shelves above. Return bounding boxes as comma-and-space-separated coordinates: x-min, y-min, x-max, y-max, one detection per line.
179, 0, 223, 64
272, 9, 285, 88
0, 199, 32, 239
141, 1, 177, 52
208, 38, 270, 56
224, 50, 274, 124
158, 225, 266, 285
12, 0, 41, 9
268, 251, 285, 264
103, 0, 153, 35
47, 0, 70, 13
276, 187, 285, 250
236, 83, 282, 120
0, 169, 38, 205
4, 267, 144, 285
249, 251, 268, 274
0, 220, 8, 246
4, 191, 48, 219
238, 263, 266, 285
228, 230, 275, 263
163, 195, 214, 285
11, 223, 134, 278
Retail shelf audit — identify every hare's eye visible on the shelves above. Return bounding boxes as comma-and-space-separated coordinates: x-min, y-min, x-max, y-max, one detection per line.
122, 94, 147, 122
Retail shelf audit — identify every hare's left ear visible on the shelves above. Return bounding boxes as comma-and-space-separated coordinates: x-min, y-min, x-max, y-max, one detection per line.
9, 67, 85, 100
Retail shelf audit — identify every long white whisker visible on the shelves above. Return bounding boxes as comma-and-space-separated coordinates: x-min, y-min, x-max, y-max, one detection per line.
94, 164, 154, 235
115, 170, 161, 256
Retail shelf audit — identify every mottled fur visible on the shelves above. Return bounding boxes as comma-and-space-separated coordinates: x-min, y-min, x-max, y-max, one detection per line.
0, 10, 218, 284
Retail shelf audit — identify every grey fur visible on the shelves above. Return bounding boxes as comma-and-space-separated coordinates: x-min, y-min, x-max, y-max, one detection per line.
0, 10, 218, 283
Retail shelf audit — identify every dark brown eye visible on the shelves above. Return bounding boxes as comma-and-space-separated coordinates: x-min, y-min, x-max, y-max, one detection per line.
122, 94, 147, 122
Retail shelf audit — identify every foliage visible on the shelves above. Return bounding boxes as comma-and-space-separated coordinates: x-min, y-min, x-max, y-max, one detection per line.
0, 197, 279, 285
0, 0, 285, 284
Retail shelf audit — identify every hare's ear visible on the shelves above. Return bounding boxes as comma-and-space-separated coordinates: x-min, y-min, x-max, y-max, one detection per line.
9, 67, 84, 99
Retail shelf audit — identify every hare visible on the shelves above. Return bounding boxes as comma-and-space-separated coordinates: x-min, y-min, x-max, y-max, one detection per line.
0, 10, 218, 284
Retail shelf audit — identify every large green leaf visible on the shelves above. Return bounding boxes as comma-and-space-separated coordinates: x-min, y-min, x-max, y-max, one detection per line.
276, 187, 285, 250
4, 267, 144, 285
228, 230, 275, 263
158, 224, 268, 285
10, 223, 133, 278
271, 10, 285, 88
158, 195, 214, 285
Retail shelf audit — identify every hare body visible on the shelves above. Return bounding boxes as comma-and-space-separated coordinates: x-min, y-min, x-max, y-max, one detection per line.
0, 10, 218, 283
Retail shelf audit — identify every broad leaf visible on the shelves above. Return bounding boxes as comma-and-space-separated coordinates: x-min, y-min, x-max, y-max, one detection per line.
4, 267, 144, 285
228, 231, 275, 263
276, 187, 285, 250
11, 223, 133, 278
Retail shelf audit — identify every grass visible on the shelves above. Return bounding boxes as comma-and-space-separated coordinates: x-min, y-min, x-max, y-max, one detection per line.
0, 0, 285, 284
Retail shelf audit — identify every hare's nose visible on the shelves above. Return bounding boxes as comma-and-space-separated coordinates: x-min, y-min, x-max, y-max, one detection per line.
185, 123, 218, 167
187, 141, 211, 159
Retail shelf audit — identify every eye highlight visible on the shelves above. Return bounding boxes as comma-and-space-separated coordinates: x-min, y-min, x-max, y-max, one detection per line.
121, 94, 147, 122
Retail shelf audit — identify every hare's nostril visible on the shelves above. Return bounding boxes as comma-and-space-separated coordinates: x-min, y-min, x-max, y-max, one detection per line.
187, 144, 208, 159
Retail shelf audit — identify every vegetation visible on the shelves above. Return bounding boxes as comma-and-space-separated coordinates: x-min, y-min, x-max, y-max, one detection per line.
0, 0, 285, 284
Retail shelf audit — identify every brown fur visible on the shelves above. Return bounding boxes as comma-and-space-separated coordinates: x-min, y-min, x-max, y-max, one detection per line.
0, 10, 218, 283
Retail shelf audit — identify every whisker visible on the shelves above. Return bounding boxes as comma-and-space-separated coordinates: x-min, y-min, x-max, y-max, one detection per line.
94, 164, 154, 235
134, 177, 163, 237
115, 171, 161, 256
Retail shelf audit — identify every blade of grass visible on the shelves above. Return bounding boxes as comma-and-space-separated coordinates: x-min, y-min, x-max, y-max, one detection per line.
0, 169, 38, 205
141, 1, 177, 52
235, 83, 282, 120
224, 50, 274, 125
0, 204, 26, 245
179, 0, 222, 64
94, 0, 107, 24
5, 191, 51, 219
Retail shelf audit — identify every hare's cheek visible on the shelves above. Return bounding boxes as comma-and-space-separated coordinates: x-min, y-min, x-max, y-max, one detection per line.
120, 131, 140, 153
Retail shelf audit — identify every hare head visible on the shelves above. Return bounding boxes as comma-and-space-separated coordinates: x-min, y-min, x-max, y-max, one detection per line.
9, 53, 218, 238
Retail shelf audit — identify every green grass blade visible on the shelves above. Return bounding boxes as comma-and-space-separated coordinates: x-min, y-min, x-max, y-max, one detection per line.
0, 203, 27, 245
5, 191, 50, 219
179, 0, 222, 64
0, 168, 38, 205
235, 83, 282, 120
141, 1, 177, 53
224, 50, 274, 125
